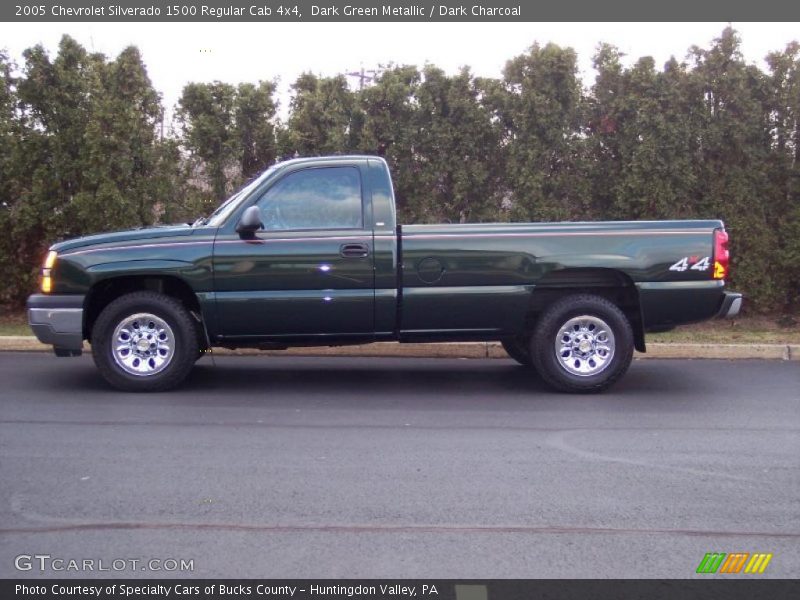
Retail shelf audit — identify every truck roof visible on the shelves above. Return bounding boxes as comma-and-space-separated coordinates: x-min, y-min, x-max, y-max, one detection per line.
276, 155, 385, 168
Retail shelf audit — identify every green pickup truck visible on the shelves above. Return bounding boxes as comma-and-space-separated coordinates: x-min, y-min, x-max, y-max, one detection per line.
28, 155, 741, 393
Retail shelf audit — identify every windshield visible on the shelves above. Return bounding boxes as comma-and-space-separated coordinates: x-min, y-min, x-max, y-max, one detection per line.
203, 165, 278, 227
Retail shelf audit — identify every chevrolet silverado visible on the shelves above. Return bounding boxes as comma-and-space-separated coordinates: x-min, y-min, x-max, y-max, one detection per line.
28, 155, 742, 393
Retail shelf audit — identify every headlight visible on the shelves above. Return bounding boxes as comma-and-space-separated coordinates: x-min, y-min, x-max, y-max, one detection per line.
41, 251, 57, 293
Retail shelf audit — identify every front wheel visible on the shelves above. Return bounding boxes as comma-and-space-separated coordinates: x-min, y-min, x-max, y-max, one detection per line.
530, 294, 634, 393
501, 336, 533, 367
91, 291, 199, 392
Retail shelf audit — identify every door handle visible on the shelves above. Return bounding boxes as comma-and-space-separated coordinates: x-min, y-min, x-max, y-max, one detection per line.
339, 242, 370, 258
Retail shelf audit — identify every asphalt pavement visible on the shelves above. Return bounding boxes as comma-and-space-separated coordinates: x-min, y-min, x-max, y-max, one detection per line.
0, 352, 797, 578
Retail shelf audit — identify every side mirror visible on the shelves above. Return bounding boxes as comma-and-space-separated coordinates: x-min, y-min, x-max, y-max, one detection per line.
236, 206, 263, 236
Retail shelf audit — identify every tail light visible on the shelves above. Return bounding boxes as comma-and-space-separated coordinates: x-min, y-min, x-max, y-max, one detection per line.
713, 229, 729, 280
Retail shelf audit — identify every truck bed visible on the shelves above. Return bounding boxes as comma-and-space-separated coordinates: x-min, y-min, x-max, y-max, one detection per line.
398, 219, 725, 338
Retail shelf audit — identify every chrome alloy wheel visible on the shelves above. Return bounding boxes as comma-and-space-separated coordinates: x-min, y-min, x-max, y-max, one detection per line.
554, 315, 616, 377
111, 313, 174, 376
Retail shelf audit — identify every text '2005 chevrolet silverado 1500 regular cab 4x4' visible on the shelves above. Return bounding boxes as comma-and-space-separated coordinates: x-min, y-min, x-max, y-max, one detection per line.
28, 155, 742, 393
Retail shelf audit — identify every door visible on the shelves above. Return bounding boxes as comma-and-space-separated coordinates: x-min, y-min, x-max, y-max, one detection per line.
213, 164, 375, 339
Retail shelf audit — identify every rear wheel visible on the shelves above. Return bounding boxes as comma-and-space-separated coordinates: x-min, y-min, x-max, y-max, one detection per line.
530, 294, 633, 393
91, 291, 198, 392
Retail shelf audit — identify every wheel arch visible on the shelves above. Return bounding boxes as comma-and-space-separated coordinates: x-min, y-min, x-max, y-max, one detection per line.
527, 268, 645, 353
83, 274, 206, 346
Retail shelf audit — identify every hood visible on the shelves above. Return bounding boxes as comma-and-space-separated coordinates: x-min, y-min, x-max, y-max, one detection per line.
51, 224, 195, 253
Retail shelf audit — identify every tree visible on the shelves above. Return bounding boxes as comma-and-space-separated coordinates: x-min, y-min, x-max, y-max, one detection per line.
765, 42, 800, 310
178, 81, 238, 202
689, 27, 779, 308
0, 50, 22, 304
283, 73, 361, 156
2, 29, 800, 314
3, 36, 173, 304
359, 65, 421, 221
76, 46, 165, 232
235, 81, 278, 179
178, 80, 279, 210
588, 49, 703, 221
498, 43, 587, 222
409, 66, 505, 223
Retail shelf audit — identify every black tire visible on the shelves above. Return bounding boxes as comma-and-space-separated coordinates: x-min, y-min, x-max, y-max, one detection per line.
501, 336, 533, 367
530, 294, 633, 393
91, 291, 198, 392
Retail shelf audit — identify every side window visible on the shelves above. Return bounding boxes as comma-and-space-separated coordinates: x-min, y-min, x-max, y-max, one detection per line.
255, 167, 363, 230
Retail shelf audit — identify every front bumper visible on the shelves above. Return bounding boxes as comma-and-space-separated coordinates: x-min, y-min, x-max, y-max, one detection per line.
716, 291, 743, 319
27, 294, 85, 356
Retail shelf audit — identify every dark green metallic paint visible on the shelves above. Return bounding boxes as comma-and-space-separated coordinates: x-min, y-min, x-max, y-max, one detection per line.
35, 155, 737, 349
211, 158, 377, 339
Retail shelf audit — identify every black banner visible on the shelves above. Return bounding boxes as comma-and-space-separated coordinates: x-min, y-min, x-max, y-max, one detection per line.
2, 0, 800, 22
3, 580, 800, 600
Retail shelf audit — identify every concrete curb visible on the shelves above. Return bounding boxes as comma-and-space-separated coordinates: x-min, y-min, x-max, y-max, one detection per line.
0, 336, 797, 361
